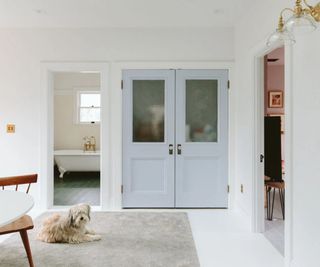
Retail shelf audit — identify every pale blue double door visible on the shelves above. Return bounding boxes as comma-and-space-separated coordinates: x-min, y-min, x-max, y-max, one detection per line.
122, 69, 228, 208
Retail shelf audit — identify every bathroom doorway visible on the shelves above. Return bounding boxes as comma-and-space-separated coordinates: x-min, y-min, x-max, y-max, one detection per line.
53, 72, 101, 206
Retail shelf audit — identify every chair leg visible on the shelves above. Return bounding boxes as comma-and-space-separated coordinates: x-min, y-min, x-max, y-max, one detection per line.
266, 186, 273, 221
270, 188, 276, 220
266, 186, 270, 220
283, 189, 285, 220
19, 230, 34, 267
279, 188, 285, 220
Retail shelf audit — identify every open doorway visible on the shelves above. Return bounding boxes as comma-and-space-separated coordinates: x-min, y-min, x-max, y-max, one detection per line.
53, 72, 101, 206
263, 47, 285, 255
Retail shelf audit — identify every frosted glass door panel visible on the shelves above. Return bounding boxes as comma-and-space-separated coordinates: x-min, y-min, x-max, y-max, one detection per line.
186, 80, 218, 142
133, 80, 165, 143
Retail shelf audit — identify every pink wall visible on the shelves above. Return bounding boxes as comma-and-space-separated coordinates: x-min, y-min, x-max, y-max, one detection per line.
264, 64, 285, 115
264, 48, 285, 161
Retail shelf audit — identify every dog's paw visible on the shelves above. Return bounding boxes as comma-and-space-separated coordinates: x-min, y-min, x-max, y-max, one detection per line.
69, 241, 79, 244
69, 239, 81, 244
85, 228, 96, 235
92, 234, 101, 241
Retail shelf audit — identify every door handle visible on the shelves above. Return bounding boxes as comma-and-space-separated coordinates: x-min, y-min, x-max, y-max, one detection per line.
169, 144, 174, 155
177, 144, 182, 155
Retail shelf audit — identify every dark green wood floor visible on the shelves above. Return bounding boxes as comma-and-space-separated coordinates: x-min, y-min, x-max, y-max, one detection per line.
54, 168, 100, 206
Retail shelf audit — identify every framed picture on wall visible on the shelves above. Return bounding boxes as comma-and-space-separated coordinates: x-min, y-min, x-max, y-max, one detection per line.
268, 91, 283, 108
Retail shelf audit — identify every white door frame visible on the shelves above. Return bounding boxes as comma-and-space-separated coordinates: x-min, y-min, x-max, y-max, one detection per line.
253, 43, 293, 266
40, 62, 110, 210
111, 61, 235, 210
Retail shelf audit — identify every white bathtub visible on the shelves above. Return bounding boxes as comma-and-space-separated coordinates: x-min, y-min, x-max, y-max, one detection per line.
54, 150, 100, 178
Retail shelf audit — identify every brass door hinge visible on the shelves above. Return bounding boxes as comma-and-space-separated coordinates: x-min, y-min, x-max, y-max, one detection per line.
227, 80, 230, 89
227, 185, 230, 193
121, 80, 123, 90
121, 185, 124, 194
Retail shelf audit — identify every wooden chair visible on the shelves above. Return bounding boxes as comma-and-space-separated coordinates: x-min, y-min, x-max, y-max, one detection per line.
0, 174, 38, 267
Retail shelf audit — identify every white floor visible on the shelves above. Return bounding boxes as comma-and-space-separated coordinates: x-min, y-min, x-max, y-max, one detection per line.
264, 191, 285, 255
188, 210, 284, 267
1, 209, 284, 267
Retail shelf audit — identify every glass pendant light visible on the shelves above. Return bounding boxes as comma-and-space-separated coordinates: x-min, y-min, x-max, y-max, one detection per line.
267, 29, 296, 47
285, 0, 318, 33
267, 0, 320, 47
285, 13, 317, 33
267, 16, 296, 47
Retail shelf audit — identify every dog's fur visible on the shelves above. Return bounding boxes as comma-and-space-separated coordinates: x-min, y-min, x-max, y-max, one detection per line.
37, 204, 101, 244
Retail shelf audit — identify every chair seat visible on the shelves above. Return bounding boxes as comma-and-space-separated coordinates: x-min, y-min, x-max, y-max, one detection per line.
0, 215, 34, 235
265, 181, 285, 189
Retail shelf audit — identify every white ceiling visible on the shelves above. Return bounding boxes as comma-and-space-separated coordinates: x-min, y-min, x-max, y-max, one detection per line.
0, 0, 252, 28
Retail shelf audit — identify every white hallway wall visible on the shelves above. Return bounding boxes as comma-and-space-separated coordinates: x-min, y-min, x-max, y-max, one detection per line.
0, 27, 234, 203
234, 0, 320, 266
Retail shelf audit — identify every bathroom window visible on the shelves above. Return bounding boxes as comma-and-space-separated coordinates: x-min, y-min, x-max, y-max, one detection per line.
77, 91, 101, 124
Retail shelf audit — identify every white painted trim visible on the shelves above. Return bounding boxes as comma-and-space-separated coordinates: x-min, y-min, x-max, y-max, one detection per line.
252, 42, 284, 232
40, 62, 110, 211
54, 87, 100, 95
110, 61, 235, 210
253, 54, 266, 233
284, 45, 294, 267
54, 89, 74, 96
252, 43, 293, 266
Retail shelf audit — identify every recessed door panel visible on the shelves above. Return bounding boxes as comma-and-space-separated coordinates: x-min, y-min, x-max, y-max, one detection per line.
131, 158, 166, 192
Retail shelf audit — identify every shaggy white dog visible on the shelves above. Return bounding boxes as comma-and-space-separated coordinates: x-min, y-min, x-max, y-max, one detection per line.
37, 204, 101, 244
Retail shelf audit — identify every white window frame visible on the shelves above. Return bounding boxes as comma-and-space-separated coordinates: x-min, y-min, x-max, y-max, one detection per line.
75, 89, 101, 125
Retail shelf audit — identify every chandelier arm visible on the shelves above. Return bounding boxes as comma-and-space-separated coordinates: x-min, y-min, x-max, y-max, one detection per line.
276, 8, 295, 31
303, 0, 313, 9
280, 8, 295, 17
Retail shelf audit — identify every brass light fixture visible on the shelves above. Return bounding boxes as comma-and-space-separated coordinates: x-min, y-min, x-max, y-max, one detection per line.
267, 12, 296, 47
267, 0, 320, 47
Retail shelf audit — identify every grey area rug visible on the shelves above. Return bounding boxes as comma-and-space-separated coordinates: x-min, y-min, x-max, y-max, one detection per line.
0, 212, 200, 267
